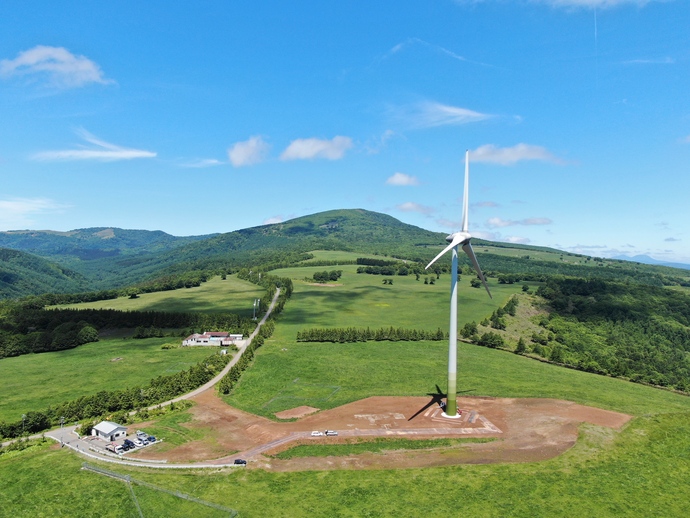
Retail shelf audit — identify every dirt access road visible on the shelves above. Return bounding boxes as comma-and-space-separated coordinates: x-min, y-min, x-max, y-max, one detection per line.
130, 390, 631, 471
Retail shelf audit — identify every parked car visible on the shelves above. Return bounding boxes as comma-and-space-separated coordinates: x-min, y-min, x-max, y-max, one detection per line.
325, 430, 338, 436
311, 431, 324, 437
147, 435, 156, 443
114, 444, 124, 454
124, 439, 135, 449
133, 438, 144, 447
136, 430, 147, 439
234, 459, 247, 465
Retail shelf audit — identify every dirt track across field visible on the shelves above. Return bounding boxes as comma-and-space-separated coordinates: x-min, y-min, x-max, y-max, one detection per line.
131, 391, 631, 471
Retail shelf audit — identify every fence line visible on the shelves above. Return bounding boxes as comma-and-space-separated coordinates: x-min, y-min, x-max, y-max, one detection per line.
82, 462, 238, 516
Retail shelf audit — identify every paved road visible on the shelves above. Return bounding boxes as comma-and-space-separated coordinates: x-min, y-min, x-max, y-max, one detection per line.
141, 287, 281, 410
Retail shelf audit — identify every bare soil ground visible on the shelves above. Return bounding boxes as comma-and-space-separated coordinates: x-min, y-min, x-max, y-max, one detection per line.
134, 390, 631, 471
274, 406, 320, 419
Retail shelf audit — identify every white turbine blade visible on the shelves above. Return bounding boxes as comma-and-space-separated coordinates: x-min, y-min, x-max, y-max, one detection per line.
461, 150, 469, 233
462, 242, 492, 298
426, 234, 464, 270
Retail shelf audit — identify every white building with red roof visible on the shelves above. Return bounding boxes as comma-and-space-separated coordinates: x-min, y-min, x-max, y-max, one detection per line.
182, 331, 243, 346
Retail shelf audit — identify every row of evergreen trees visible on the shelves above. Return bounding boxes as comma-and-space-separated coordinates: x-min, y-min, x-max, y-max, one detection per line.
0, 352, 229, 439
296, 326, 447, 343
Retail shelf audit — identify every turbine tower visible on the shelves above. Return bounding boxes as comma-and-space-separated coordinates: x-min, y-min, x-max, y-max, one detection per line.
425, 150, 492, 418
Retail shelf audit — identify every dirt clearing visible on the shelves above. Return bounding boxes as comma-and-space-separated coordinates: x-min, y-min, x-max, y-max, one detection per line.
133, 391, 631, 471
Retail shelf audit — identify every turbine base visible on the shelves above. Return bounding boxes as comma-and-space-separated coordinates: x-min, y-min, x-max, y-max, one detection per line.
441, 412, 463, 419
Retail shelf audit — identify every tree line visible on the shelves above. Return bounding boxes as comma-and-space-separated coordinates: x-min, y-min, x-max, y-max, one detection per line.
527, 277, 690, 391
0, 304, 255, 359
0, 352, 229, 439
296, 326, 447, 343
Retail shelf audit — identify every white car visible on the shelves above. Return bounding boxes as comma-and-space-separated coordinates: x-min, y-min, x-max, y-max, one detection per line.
133, 438, 144, 447
310, 431, 324, 437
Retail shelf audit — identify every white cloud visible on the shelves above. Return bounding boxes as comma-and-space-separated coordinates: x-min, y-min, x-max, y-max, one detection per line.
180, 158, 224, 168
396, 202, 434, 215
622, 57, 674, 65
487, 216, 552, 228
437, 218, 462, 229
382, 38, 494, 68
263, 216, 284, 225
280, 136, 353, 161
665, 237, 681, 242
456, 0, 662, 9
473, 201, 500, 208
0, 197, 69, 230
470, 144, 561, 165
487, 217, 514, 228
33, 129, 156, 161
386, 172, 420, 186
506, 236, 531, 244
397, 101, 493, 129
0, 45, 113, 88
228, 136, 270, 167
364, 129, 398, 154
532, 0, 660, 8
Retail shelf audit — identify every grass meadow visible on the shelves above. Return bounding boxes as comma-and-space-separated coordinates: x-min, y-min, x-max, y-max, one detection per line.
0, 337, 214, 422
58, 275, 264, 316
4, 255, 690, 516
2, 410, 689, 517
225, 264, 690, 417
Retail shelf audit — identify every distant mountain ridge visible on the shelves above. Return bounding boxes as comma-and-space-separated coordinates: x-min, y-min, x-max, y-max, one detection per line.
612, 254, 690, 272
1, 209, 689, 299
0, 227, 215, 261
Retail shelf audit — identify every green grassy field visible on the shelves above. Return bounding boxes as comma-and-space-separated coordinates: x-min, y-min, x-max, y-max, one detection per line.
273, 436, 496, 459
58, 275, 264, 316
0, 337, 215, 422
4, 254, 690, 516
270, 263, 520, 331
3, 411, 689, 517
479, 244, 591, 264
225, 263, 690, 417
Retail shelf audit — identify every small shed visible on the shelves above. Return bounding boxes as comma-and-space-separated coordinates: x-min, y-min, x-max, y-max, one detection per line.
92, 421, 127, 441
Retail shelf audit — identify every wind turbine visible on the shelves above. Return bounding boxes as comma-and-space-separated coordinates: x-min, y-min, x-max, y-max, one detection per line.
425, 150, 492, 418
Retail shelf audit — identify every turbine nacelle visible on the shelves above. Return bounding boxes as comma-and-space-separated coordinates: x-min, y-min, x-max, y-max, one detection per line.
445, 231, 470, 245
425, 151, 492, 299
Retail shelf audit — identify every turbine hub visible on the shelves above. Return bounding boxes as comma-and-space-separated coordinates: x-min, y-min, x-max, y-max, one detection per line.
446, 232, 471, 244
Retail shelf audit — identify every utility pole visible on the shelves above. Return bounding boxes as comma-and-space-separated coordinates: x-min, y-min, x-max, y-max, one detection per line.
253, 298, 261, 320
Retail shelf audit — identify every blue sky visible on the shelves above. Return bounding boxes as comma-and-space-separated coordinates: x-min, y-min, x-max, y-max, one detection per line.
1, 1, 689, 263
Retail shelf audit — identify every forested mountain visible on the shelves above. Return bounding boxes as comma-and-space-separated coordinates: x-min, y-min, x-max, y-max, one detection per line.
0, 227, 214, 262
0, 248, 86, 298
1, 209, 689, 299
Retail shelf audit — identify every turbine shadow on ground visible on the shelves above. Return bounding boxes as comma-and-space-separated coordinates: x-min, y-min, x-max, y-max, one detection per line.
408, 384, 476, 421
